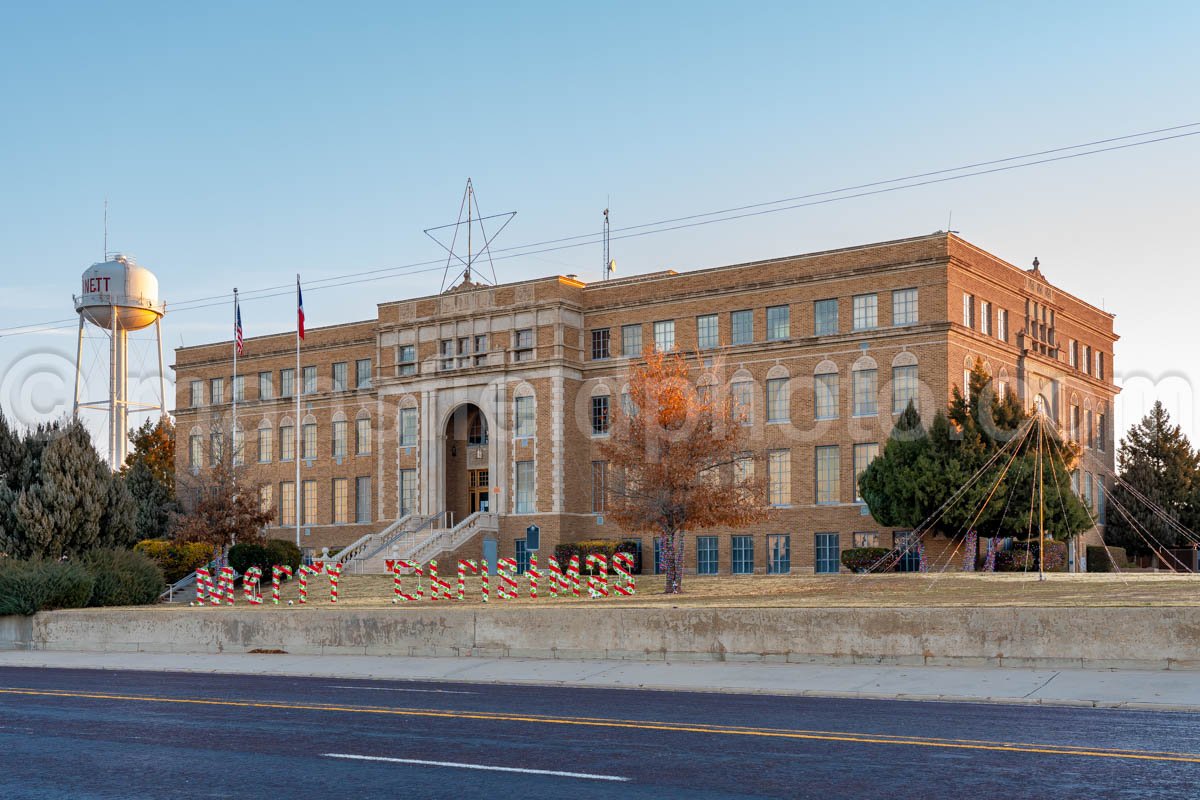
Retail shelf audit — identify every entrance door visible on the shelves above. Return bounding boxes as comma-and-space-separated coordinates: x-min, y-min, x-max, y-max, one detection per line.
483, 539, 498, 575
469, 469, 490, 514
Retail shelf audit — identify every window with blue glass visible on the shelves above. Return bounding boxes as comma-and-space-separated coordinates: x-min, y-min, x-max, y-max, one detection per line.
515, 539, 529, 574
697, 536, 718, 575
731, 309, 753, 345
732, 535, 754, 574
814, 532, 840, 574
768, 534, 791, 574
653, 536, 665, 574
814, 299, 838, 336
893, 531, 920, 572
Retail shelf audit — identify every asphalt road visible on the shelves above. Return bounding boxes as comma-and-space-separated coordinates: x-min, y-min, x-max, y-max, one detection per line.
0, 667, 1198, 799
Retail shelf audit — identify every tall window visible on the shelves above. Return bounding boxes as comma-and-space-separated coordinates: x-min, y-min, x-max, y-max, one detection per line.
592, 461, 607, 513
1069, 340, 1078, 368
852, 367, 878, 417
258, 372, 273, 400
301, 480, 317, 525
397, 346, 416, 376
980, 301, 992, 335
356, 357, 373, 388
697, 314, 719, 349
814, 372, 839, 420
515, 461, 535, 513
1096, 352, 1105, 380
768, 449, 791, 506
280, 481, 296, 526
232, 375, 245, 403
332, 420, 348, 458
188, 434, 202, 468
474, 335, 488, 366
259, 485, 273, 517
997, 309, 1008, 342
440, 339, 455, 371
357, 476, 373, 522
732, 535, 754, 574
766, 377, 790, 423
1083, 345, 1092, 375
768, 534, 790, 574
853, 442, 879, 502
1086, 409, 1094, 449
591, 395, 610, 435
653, 320, 675, 352
731, 381, 753, 425
852, 294, 877, 330
355, 417, 371, 455
766, 305, 790, 340
515, 539, 530, 575
814, 299, 838, 336
399, 470, 416, 516
301, 421, 317, 460
892, 288, 918, 326
621, 324, 642, 357
280, 368, 294, 398
399, 408, 418, 447
734, 453, 754, 485
231, 428, 244, 466
210, 431, 223, 464
210, 378, 224, 405
731, 310, 753, 345
514, 396, 535, 438
257, 426, 272, 463
815, 533, 840, 574
302, 366, 317, 395
332, 362, 348, 392
892, 365, 918, 414
279, 424, 295, 461
591, 328, 611, 360
816, 445, 840, 504
190, 381, 203, 407
963, 293, 974, 328
697, 536, 718, 575
1098, 413, 1107, 451
512, 329, 534, 362
332, 478, 348, 524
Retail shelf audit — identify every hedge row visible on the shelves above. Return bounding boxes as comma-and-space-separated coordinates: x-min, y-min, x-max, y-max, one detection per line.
228, 540, 303, 579
0, 548, 164, 616
134, 540, 213, 584
554, 540, 642, 575
839, 547, 892, 573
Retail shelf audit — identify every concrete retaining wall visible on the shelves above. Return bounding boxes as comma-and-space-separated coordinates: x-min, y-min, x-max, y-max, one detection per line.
1, 606, 1197, 669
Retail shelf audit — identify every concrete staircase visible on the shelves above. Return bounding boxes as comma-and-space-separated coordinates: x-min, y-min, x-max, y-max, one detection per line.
351, 511, 499, 574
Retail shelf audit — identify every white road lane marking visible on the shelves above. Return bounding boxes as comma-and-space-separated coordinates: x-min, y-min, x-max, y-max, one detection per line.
322, 753, 630, 782
325, 685, 476, 694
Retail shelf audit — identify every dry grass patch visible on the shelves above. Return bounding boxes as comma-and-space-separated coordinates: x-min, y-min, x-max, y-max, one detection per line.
195, 571, 1200, 610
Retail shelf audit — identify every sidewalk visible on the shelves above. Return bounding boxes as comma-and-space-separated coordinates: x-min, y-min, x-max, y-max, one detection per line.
1, 650, 1197, 712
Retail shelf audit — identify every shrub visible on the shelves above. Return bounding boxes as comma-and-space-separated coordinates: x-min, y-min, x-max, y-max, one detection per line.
1087, 545, 1122, 573
264, 539, 302, 573
134, 539, 212, 584
0, 560, 95, 616
1041, 540, 1068, 573
554, 539, 642, 574
228, 543, 273, 578
81, 549, 164, 607
995, 548, 1036, 572
840, 547, 892, 573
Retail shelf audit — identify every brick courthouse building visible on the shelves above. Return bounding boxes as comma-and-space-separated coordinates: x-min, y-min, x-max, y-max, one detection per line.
173, 233, 1118, 574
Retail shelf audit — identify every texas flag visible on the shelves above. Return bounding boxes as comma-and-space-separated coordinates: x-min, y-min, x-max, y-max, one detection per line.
296, 275, 305, 340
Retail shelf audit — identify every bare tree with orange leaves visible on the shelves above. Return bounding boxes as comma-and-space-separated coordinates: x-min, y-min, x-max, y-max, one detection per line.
599, 350, 769, 593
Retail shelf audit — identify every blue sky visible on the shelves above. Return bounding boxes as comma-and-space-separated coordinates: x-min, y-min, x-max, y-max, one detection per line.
1, 1, 1197, 449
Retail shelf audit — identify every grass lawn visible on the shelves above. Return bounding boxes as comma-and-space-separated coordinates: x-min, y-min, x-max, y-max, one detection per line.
191, 570, 1200, 610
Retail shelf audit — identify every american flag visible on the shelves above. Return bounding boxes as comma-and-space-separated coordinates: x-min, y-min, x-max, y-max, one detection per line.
234, 300, 244, 356
297, 275, 305, 340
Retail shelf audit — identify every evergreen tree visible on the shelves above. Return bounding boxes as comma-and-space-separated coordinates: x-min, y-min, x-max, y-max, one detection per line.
121, 418, 178, 539
1106, 402, 1200, 555
860, 360, 1091, 546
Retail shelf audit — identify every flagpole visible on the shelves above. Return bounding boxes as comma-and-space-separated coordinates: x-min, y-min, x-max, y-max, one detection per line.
295, 275, 302, 550
231, 288, 238, 471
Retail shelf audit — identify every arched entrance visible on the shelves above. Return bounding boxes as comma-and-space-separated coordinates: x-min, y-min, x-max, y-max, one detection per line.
444, 403, 490, 524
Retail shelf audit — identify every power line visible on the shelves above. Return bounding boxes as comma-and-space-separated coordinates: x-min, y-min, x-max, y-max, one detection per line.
3, 121, 1197, 341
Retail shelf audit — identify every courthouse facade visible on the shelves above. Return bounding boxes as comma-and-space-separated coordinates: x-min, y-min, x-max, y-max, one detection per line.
172, 233, 1118, 573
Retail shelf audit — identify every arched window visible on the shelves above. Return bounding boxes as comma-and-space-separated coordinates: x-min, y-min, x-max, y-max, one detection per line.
814, 360, 839, 420
851, 356, 879, 417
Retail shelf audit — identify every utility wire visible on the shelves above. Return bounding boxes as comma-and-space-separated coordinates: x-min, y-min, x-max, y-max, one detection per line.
3, 122, 1197, 341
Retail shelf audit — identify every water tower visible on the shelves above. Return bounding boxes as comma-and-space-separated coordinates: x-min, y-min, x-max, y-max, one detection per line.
73, 254, 167, 469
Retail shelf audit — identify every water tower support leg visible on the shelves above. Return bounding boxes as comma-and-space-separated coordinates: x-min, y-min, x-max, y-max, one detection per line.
73, 315, 85, 417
